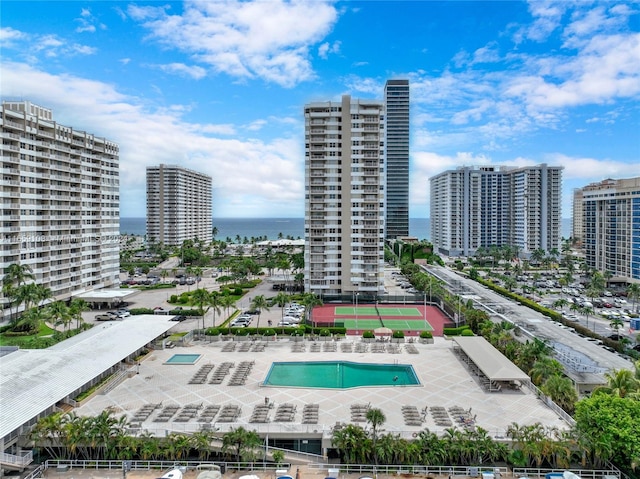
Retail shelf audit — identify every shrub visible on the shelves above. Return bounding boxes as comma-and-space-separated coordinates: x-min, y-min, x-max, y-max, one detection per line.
235, 328, 249, 336
129, 308, 155, 315
362, 330, 375, 339
319, 328, 331, 337
169, 295, 178, 303
263, 328, 276, 337
461, 329, 475, 336
205, 328, 220, 336
419, 330, 433, 339
392, 330, 405, 339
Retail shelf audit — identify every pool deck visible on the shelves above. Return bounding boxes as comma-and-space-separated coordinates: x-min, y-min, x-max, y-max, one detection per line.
75, 336, 569, 440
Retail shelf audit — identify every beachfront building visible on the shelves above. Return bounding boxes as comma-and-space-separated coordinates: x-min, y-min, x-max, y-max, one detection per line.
304, 95, 386, 297
430, 164, 563, 257
146, 164, 212, 247
0, 100, 120, 318
384, 79, 410, 239
577, 177, 640, 283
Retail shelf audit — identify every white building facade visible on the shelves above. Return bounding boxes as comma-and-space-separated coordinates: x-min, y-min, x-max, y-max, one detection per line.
146, 164, 212, 247
0, 101, 120, 315
580, 177, 640, 283
430, 164, 563, 257
304, 95, 385, 297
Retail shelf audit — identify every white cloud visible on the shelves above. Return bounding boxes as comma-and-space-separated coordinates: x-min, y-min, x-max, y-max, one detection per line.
0, 61, 304, 217
127, 0, 339, 88
156, 62, 207, 79
318, 40, 341, 59
0, 27, 26, 48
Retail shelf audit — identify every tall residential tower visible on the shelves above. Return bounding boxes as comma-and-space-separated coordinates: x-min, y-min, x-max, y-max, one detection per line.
430, 164, 563, 257
384, 79, 410, 239
146, 164, 212, 247
304, 95, 385, 297
577, 177, 640, 283
0, 101, 120, 317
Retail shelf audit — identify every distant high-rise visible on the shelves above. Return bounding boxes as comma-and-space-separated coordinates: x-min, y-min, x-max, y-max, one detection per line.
577, 177, 640, 282
384, 79, 410, 239
304, 95, 385, 297
0, 100, 120, 317
430, 164, 563, 257
146, 164, 212, 247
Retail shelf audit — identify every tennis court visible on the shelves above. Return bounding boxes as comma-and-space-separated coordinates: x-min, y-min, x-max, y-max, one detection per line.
312, 303, 452, 336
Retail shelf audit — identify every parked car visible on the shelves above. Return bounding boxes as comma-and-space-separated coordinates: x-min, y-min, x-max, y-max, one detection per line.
278, 320, 295, 326
282, 316, 301, 323
95, 314, 115, 321
170, 315, 187, 322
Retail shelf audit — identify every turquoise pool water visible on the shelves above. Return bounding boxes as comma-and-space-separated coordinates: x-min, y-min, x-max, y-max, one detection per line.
165, 354, 201, 365
263, 361, 420, 389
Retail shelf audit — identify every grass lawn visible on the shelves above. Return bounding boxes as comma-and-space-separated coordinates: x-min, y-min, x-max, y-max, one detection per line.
0, 323, 56, 347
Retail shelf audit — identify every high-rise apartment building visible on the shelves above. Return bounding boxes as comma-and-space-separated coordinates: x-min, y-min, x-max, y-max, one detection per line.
384, 79, 410, 239
578, 177, 640, 282
304, 95, 385, 297
0, 101, 120, 315
146, 164, 212, 247
430, 164, 563, 257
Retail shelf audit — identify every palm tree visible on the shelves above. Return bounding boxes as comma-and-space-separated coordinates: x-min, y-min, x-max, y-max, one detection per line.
222, 426, 262, 462
541, 375, 578, 414
219, 293, 237, 323
191, 288, 212, 329
208, 292, 223, 328
47, 301, 72, 331
365, 407, 386, 466
529, 357, 564, 386
593, 369, 639, 398
609, 317, 624, 335
301, 292, 323, 332
273, 291, 290, 319
250, 295, 270, 332
69, 298, 89, 330
627, 283, 640, 313
2, 263, 36, 323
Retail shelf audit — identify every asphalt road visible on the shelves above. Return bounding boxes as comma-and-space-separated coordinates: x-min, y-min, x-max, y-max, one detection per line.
424, 264, 634, 373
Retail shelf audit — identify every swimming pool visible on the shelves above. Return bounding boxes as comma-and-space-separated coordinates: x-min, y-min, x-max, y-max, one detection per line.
165, 354, 202, 365
263, 361, 420, 388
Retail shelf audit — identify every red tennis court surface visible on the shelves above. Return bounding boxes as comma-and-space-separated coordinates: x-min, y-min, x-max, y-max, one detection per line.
311, 303, 453, 336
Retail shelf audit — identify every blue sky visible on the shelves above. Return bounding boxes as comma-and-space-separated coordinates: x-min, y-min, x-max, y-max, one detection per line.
1, 1, 639, 219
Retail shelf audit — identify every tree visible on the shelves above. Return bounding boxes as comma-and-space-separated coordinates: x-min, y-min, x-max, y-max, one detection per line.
272, 292, 290, 319
222, 426, 262, 462
593, 369, 639, 398
366, 408, 386, 466
191, 288, 213, 329
529, 357, 564, 386
2, 263, 35, 323
47, 301, 72, 331
250, 295, 270, 332
541, 375, 578, 414
68, 298, 89, 330
627, 283, 640, 313
574, 394, 640, 473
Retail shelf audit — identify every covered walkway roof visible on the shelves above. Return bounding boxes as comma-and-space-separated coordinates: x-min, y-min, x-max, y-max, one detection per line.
0, 315, 174, 442
453, 336, 529, 381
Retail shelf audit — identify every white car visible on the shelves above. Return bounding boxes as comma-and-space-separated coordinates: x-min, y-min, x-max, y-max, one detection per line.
282, 316, 300, 323
278, 320, 295, 326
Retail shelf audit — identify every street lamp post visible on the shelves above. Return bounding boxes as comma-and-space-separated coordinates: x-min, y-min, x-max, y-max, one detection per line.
424, 292, 427, 331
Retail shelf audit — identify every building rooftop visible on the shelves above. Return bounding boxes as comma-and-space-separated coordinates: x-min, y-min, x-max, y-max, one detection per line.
0, 316, 175, 440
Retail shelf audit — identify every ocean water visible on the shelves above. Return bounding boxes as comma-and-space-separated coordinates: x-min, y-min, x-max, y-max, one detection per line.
120, 217, 430, 240
120, 217, 571, 242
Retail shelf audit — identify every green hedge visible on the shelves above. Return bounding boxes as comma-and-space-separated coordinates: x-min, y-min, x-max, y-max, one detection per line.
419, 330, 433, 339
443, 326, 471, 336
392, 330, 405, 339
363, 330, 375, 339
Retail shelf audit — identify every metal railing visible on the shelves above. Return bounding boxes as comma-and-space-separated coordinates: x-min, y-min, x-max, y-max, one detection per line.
43, 459, 291, 473
512, 467, 621, 479
0, 450, 34, 467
